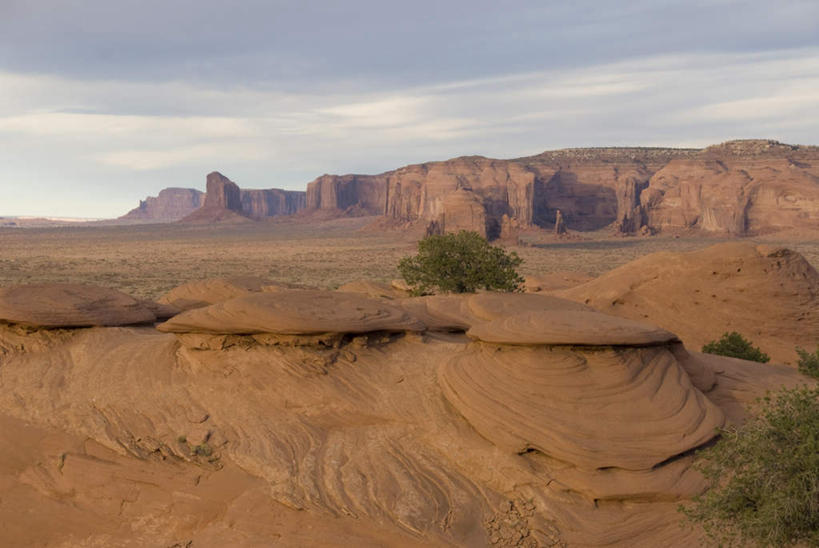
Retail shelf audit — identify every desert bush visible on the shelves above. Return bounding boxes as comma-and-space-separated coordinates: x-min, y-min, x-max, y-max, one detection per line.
702, 331, 770, 363
796, 345, 819, 379
398, 230, 523, 295
680, 385, 819, 547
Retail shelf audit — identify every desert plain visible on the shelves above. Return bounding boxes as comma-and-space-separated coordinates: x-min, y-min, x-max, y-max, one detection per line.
0, 213, 817, 547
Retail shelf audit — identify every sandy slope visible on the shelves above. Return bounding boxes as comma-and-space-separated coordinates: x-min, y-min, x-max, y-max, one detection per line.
559, 242, 819, 364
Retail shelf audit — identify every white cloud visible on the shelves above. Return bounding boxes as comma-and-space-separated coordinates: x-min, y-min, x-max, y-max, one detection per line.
1, 47, 819, 216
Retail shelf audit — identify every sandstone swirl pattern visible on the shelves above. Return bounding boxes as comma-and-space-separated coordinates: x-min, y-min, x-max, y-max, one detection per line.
0, 260, 812, 546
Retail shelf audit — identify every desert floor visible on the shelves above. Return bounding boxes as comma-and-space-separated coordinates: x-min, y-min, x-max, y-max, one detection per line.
1, 217, 817, 301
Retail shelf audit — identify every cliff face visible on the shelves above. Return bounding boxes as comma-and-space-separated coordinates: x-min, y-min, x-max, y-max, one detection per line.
122, 173, 308, 223
304, 140, 819, 237
120, 188, 204, 222
120, 140, 819, 235
642, 141, 819, 234
240, 189, 306, 219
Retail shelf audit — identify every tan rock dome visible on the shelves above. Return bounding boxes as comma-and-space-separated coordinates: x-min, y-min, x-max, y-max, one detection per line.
467, 310, 678, 346
0, 284, 156, 327
396, 292, 592, 331
157, 276, 272, 311
439, 343, 725, 470
559, 242, 819, 363
156, 289, 425, 335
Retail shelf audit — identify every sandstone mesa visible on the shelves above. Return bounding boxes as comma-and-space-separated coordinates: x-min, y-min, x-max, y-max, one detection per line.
121, 139, 819, 239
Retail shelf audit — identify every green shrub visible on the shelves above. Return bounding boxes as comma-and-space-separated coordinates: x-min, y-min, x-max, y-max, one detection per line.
796, 345, 819, 379
680, 385, 819, 547
398, 230, 524, 295
702, 332, 770, 363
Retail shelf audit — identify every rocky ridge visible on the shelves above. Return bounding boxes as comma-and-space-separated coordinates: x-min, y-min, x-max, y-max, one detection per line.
119, 140, 819, 237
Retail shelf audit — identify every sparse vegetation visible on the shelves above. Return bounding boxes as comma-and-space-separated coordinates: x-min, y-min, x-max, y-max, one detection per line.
796, 345, 819, 379
398, 231, 524, 295
702, 332, 770, 363
680, 385, 819, 547
193, 443, 213, 457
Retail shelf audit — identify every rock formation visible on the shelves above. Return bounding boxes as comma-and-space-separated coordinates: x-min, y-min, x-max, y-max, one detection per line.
240, 188, 306, 219
0, 283, 157, 327
559, 242, 819, 364
116, 140, 818, 235
121, 173, 306, 223
179, 172, 251, 223
554, 209, 566, 234
303, 140, 819, 237
2, 282, 812, 546
1, 276, 814, 546
120, 187, 204, 223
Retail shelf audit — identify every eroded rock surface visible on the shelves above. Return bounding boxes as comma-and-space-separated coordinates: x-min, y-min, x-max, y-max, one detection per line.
157, 290, 425, 334
0, 285, 812, 547
559, 242, 819, 363
0, 284, 156, 327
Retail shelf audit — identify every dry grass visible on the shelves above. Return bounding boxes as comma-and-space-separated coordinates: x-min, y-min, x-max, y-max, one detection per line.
1, 217, 817, 300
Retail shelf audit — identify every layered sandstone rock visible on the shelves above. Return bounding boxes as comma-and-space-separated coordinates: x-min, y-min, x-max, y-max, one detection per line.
304, 140, 819, 237
120, 187, 204, 222
156, 290, 425, 334
0, 284, 157, 327
559, 242, 819, 363
123, 173, 307, 223
0, 286, 812, 546
118, 140, 818, 235
240, 188, 306, 219
157, 276, 273, 311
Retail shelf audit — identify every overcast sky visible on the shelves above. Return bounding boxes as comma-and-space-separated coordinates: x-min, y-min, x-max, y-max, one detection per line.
1, 0, 818, 217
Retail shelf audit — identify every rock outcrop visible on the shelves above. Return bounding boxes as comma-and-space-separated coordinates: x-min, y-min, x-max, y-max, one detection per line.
304, 140, 819, 237
0, 279, 812, 546
180, 172, 251, 223
240, 188, 306, 219
0, 284, 157, 327
118, 140, 818, 235
120, 187, 204, 223
122, 173, 307, 223
559, 242, 819, 363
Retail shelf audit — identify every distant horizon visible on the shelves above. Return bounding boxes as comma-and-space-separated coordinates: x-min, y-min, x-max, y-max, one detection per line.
2, 1, 817, 217
3, 135, 816, 220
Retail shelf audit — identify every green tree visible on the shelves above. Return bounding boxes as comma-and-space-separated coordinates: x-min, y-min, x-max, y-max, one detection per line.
398, 230, 524, 295
796, 345, 819, 379
702, 331, 770, 363
680, 385, 819, 547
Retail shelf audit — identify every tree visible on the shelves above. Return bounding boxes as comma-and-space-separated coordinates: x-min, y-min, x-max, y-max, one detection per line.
680, 385, 819, 547
796, 346, 819, 379
702, 331, 770, 363
398, 231, 524, 295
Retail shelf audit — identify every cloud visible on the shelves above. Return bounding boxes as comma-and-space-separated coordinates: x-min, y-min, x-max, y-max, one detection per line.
1, 47, 818, 216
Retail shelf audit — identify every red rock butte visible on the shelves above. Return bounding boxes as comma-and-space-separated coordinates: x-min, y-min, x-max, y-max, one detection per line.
120, 139, 819, 239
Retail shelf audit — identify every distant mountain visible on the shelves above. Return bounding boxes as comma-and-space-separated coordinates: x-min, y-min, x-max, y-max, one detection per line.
120, 139, 819, 237
119, 175, 306, 224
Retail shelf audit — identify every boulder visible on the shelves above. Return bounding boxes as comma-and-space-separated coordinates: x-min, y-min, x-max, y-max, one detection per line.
156, 290, 425, 334
466, 310, 678, 346
0, 284, 156, 327
157, 277, 272, 311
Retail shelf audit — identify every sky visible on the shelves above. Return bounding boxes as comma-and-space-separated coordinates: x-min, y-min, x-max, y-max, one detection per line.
1, 0, 818, 218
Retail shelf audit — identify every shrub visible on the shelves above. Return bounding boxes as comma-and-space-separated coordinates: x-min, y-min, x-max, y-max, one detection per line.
680, 385, 819, 546
702, 331, 770, 363
796, 345, 819, 379
398, 230, 524, 295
